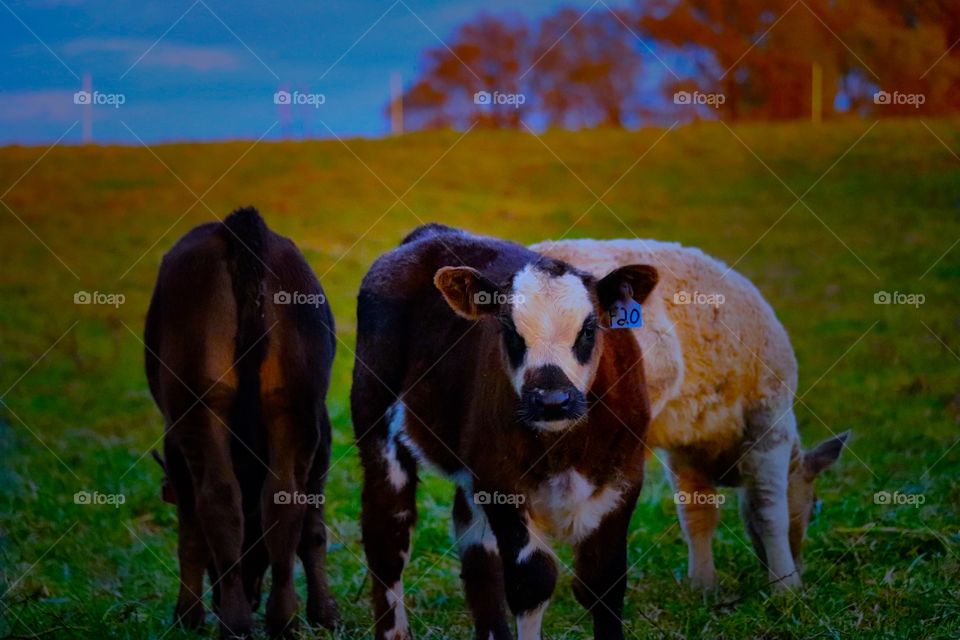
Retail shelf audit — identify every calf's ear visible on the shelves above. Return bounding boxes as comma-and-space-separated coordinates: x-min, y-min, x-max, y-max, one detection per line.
804, 430, 850, 479
434, 266, 502, 319
597, 264, 659, 311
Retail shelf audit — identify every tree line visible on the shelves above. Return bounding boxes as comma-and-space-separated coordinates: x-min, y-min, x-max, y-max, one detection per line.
393, 0, 960, 130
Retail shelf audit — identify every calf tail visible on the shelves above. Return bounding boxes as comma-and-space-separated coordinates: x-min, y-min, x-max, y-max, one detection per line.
223, 207, 269, 452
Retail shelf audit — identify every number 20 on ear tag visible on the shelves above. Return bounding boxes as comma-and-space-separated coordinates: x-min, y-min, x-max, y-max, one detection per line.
610, 299, 642, 329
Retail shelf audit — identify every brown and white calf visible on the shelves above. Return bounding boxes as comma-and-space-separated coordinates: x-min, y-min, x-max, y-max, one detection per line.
533, 238, 849, 590
145, 207, 339, 638
352, 224, 659, 640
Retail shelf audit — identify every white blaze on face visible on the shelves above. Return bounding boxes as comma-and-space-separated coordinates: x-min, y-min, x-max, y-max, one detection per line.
510, 265, 596, 394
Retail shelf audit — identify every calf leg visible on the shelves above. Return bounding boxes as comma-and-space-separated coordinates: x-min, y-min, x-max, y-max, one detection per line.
298, 405, 339, 629
738, 429, 799, 589
485, 503, 557, 640
668, 456, 721, 591
358, 416, 418, 640
572, 488, 640, 640
240, 531, 268, 612
260, 403, 316, 638
453, 487, 510, 640
177, 406, 252, 639
166, 443, 208, 630
352, 310, 418, 640
237, 457, 268, 613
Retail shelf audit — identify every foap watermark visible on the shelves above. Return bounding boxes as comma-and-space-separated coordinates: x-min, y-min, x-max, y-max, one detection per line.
273, 290, 326, 307
74, 90, 126, 108
74, 290, 125, 308
274, 491, 325, 506
274, 90, 326, 108
474, 90, 526, 109
873, 490, 925, 508
674, 490, 726, 507
74, 490, 126, 508
673, 290, 725, 307
874, 291, 924, 308
474, 490, 525, 506
673, 90, 725, 108
873, 90, 925, 109
474, 291, 525, 306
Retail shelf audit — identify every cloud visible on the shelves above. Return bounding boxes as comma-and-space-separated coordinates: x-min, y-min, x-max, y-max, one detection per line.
62, 37, 242, 72
0, 90, 78, 123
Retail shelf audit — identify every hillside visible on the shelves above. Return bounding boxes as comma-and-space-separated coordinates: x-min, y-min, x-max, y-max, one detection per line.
1, 118, 958, 638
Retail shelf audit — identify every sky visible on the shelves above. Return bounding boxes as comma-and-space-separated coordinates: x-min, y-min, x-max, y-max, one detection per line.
0, 0, 633, 145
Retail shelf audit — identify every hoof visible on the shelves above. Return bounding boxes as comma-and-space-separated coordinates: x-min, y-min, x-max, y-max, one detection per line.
266, 616, 299, 640
770, 572, 802, 591
174, 602, 205, 630
307, 596, 341, 630
688, 570, 717, 592
219, 620, 253, 640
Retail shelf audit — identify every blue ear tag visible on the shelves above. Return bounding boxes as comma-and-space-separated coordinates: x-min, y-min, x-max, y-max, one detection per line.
609, 299, 642, 329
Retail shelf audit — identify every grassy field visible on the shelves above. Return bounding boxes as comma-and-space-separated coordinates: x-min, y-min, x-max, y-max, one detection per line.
1, 118, 958, 639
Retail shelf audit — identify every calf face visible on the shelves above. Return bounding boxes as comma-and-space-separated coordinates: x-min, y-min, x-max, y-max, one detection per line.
786, 431, 850, 562
435, 259, 657, 431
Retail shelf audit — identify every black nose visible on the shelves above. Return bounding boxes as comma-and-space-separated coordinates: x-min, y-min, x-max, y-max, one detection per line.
536, 389, 571, 411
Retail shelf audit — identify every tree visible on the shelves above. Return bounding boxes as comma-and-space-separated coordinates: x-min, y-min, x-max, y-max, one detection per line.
851, 0, 960, 115
639, 0, 842, 120
528, 8, 644, 128
399, 14, 531, 131
639, 0, 960, 120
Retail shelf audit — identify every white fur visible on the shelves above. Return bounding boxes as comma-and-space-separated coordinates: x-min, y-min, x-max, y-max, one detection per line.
530, 417, 576, 432
516, 600, 549, 640
516, 519, 553, 563
384, 580, 409, 640
740, 438, 799, 586
382, 402, 409, 491
510, 265, 595, 396
455, 477, 500, 555
527, 469, 623, 544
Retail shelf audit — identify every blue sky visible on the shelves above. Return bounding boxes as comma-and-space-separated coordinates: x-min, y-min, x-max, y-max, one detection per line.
0, 0, 633, 145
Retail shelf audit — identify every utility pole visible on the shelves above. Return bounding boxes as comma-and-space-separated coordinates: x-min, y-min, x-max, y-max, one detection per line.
811, 62, 822, 125
390, 73, 403, 136
82, 72, 93, 143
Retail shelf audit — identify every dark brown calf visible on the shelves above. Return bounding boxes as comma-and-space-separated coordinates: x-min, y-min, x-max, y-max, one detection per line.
145, 207, 338, 639
352, 224, 658, 640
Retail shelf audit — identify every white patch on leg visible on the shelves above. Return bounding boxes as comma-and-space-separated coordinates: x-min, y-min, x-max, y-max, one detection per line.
382, 402, 409, 491
516, 600, 549, 640
461, 500, 500, 555
516, 520, 553, 563
400, 526, 413, 569
740, 440, 798, 586
454, 476, 500, 556
384, 580, 409, 640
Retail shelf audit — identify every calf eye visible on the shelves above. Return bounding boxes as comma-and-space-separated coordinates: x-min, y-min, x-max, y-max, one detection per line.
573, 315, 597, 364
500, 316, 526, 369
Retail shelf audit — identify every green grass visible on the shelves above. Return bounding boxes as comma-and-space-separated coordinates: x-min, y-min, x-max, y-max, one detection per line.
1, 118, 959, 639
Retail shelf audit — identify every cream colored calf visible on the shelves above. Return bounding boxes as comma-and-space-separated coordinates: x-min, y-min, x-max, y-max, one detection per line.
532, 238, 848, 590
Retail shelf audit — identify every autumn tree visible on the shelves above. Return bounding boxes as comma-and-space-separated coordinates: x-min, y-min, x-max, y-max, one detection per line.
396, 1, 960, 130
528, 8, 644, 128
851, 0, 960, 115
399, 14, 531, 130
639, 0, 960, 120
639, 0, 844, 120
